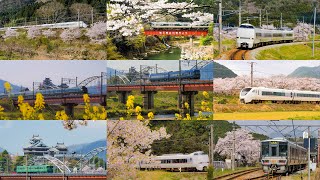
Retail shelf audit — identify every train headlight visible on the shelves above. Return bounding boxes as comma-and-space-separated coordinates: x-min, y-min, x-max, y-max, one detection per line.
262, 160, 269, 164
278, 160, 286, 164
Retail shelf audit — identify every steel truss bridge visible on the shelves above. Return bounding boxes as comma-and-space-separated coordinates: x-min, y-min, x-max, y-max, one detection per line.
28, 147, 106, 174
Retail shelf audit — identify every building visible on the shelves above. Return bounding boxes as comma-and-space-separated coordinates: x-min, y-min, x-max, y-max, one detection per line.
23, 135, 68, 156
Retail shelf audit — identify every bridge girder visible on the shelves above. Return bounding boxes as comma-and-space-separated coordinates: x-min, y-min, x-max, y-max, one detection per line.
76, 147, 107, 169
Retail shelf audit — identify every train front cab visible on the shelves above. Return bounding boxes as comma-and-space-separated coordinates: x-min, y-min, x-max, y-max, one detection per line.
236, 24, 255, 49
261, 140, 288, 174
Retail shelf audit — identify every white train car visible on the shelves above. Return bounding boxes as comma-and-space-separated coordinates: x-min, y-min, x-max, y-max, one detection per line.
236, 23, 294, 49
138, 151, 209, 171
0, 21, 88, 31
151, 22, 209, 29
240, 87, 320, 104
261, 138, 307, 174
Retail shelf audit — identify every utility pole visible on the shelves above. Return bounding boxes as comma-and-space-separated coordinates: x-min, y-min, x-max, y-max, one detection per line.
259, 9, 262, 28
312, 4, 316, 57
91, 8, 94, 25
211, 124, 214, 166
280, 13, 283, 29
248, 62, 256, 87
178, 60, 182, 111
232, 121, 235, 171
218, 0, 222, 55
303, 16, 305, 41
239, 0, 241, 27
77, 9, 80, 28
266, 10, 269, 29
26, 154, 28, 180
308, 126, 310, 180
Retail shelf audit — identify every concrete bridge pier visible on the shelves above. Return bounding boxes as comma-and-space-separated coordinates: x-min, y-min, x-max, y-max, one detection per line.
117, 91, 131, 104
181, 91, 198, 116
63, 103, 77, 118
141, 91, 157, 109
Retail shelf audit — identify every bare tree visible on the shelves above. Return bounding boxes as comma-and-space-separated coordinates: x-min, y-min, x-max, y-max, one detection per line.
70, 3, 94, 22
36, 1, 66, 23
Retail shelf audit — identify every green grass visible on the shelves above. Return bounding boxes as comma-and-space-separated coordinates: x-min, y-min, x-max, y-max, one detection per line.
137, 171, 206, 180
136, 167, 258, 180
257, 42, 320, 60
106, 91, 213, 119
0, 31, 107, 60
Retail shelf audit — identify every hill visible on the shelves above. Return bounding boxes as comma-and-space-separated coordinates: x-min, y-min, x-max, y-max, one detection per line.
68, 139, 106, 161
0, 79, 24, 93
0, 147, 4, 152
213, 61, 237, 78
149, 121, 267, 156
0, 0, 106, 27
170, 0, 318, 26
288, 66, 320, 78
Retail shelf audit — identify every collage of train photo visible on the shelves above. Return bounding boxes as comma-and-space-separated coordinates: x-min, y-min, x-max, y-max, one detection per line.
0, 0, 320, 180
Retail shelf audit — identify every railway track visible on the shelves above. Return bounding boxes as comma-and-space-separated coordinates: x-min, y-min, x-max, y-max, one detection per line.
245, 173, 282, 180
230, 49, 249, 60
214, 168, 262, 180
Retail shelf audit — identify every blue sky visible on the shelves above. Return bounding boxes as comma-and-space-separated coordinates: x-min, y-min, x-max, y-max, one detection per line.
0, 61, 107, 89
0, 60, 200, 89
107, 60, 201, 72
216, 60, 320, 77
0, 120, 106, 155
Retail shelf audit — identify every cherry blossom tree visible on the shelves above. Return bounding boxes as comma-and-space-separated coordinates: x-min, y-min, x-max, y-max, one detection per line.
107, 120, 170, 179
3, 28, 19, 39
214, 129, 260, 165
42, 29, 56, 38
86, 21, 107, 42
107, 0, 212, 37
27, 26, 41, 39
214, 75, 320, 93
60, 28, 82, 42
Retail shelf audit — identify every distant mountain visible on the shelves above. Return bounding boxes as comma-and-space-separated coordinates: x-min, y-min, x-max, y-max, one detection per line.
68, 139, 106, 161
213, 61, 237, 78
288, 66, 320, 78
0, 79, 24, 93
0, 147, 4, 152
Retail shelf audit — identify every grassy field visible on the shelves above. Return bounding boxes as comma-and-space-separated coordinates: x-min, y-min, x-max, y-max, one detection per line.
107, 91, 213, 119
0, 30, 107, 60
256, 42, 320, 60
214, 111, 320, 120
136, 167, 257, 180
214, 93, 320, 120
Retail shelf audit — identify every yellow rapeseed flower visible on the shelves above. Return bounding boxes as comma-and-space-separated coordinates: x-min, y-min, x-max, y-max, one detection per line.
147, 112, 154, 120
34, 93, 45, 110
4, 82, 12, 93
202, 91, 209, 99
83, 94, 90, 103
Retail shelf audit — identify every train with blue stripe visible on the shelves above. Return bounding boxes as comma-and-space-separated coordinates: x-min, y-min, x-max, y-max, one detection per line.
0, 86, 88, 100
149, 69, 201, 82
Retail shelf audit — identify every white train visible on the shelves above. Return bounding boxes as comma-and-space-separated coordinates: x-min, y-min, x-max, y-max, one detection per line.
138, 151, 209, 171
261, 138, 307, 174
236, 23, 294, 49
240, 87, 320, 104
0, 21, 88, 31
151, 22, 209, 29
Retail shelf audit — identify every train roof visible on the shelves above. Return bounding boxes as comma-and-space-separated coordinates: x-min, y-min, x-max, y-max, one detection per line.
261, 138, 306, 150
243, 87, 320, 94
155, 151, 206, 159
239, 23, 293, 32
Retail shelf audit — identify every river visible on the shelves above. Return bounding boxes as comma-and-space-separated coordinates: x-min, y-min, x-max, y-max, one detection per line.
144, 47, 181, 60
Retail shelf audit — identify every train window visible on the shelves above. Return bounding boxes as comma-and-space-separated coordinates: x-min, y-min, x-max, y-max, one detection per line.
256, 33, 262, 37
261, 142, 269, 156
279, 142, 287, 156
240, 25, 254, 29
271, 146, 277, 156
241, 88, 252, 96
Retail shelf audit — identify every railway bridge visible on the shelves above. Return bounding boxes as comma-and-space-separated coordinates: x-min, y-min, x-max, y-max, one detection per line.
107, 81, 213, 116
0, 174, 106, 180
